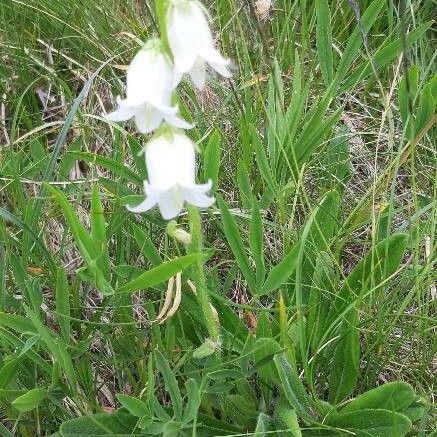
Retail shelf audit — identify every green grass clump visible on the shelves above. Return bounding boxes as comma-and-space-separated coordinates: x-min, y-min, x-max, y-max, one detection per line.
0, 0, 435, 435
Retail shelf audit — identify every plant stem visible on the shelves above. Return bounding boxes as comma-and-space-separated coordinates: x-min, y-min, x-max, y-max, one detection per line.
187, 206, 220, 343
154, 0, 170, 54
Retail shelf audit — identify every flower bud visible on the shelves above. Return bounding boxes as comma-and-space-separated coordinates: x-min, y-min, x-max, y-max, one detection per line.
167, 221, 192, 245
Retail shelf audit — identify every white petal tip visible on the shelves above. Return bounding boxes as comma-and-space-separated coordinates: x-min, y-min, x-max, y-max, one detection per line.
126, 196, 157, 214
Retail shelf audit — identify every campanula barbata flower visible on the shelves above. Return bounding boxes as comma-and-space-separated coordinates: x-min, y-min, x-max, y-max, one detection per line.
166, 0, 232, 89
105, 39, 191, 133
128, 132, 214, 219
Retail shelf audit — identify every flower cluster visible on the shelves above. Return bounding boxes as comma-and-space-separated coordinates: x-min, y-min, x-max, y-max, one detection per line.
105, 0, 231, 220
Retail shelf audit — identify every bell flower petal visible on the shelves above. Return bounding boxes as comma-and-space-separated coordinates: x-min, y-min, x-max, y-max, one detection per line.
180, 182, 215, 208
127, 132, 214, 220
167, 0, 231, 88
104, 39, 189, 133
157, 188, 185, 220
125, 42, 176, 107
167, 0, 211, 73
105, 98, 136, 122
202, 48, 232, 78
189, 59, 207, 89
133, 105, 163, 134
164, 113, 194, 130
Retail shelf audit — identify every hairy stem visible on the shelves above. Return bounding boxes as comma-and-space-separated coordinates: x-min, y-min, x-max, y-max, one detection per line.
187, 206, 220, 343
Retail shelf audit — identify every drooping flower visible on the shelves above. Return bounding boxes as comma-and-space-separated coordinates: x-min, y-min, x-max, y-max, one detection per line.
105, 39, 191, 134
166, 0, 232, 89
128, 132, 214, 220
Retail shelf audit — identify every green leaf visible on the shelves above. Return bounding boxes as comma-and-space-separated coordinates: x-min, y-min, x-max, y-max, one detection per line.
218, 196, 257, 294
415, 80, 436, 134
341, 382, 415, 414
295, 107, 343, 169
399, 66, 419, 127
146, 356, 155, 413
254, 413, 270, 436
335, 233, 408, 309
29, 61, 110, 245
44, 184, 98, 264
237, 160, 253, 209
91, 185, 110, 280
327, 409, 412, 437
226, 394, 257, 420
55, 268, 71, 342
182, 379, 201, 424
0, 329, 50, 375
0, 207, 57, 277
249, 200, 266, 285
316, 0, 333, 86
250, 125, 277, 194
162, 421, 182, 437
127, 136, 147, 176
67, 151, 143, 185
251, 337, 281, 386
115, 394, 149, 418
12, 388, 47, 412
204, 130, 221, 190
116, 254, 201, 294
274, 353, 312, 420
307, 252, 335, 352
25, 305, 78, 396
343, 22, 432, 93
17, 335, 40, 358
131, 223, 162, 267
0, 356, 23, 389
260, 243, 300, 296
281, 53, 307, 147
155, 350, 182, 421
333, 0, 385, 88
58, 136, 82, 179
192, 340, 216, 359
59, 411, 138, 436
402, 397, 428, 423
276, 399, 302, 437
0, 312, 36, 334
309, 190, 340, 252
320, 125, 351, 192
328, 310, 360, 404
29, 279, 43, 312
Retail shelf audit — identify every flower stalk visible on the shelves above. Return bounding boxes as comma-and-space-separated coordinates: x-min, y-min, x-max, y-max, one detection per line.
187, 205, 221, 344
154, 0, 171, 53
104, 0, 230, 348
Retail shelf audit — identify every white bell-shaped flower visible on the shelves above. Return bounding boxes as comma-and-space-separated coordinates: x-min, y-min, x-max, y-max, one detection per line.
105, 40, 191, 134
128, 132, 214, 220
166, 0, 232, 89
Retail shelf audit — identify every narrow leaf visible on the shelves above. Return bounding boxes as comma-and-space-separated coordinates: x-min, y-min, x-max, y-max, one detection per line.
328, 310, 360, 404
116, 254, 201, 294
261, 243, 301, 296
204, 130, 221, 189
316, 0, 333, 85
155, 350, 182, 421
116, 394, 149, 418
218, 197, 257, 294
55, 268, 71, 341
12, 388, 47, 412
249, 199, 266, 285
274, 353, 312, 420
341, 382, 415, 414
327, 409, 412, 437
67, 151, 142, 185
